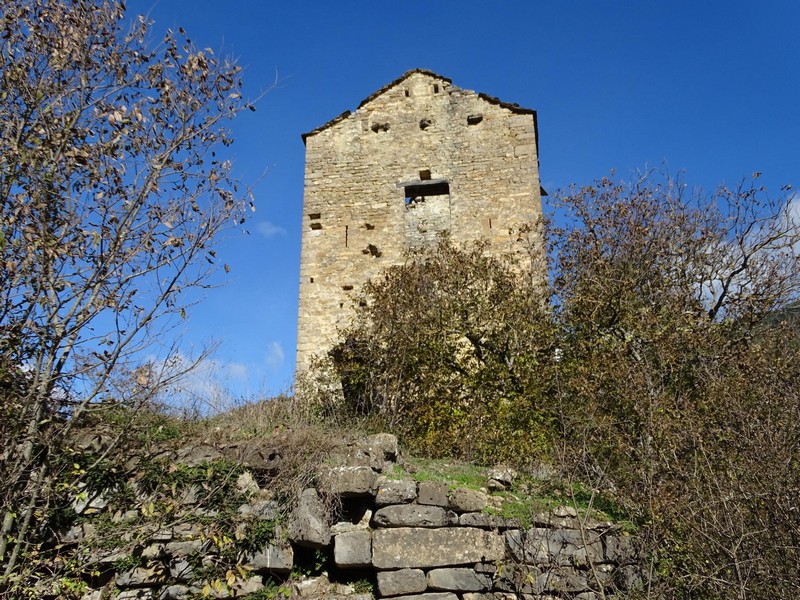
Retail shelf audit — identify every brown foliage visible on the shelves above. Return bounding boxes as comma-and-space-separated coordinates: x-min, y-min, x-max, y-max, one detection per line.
550, 171, 800, 597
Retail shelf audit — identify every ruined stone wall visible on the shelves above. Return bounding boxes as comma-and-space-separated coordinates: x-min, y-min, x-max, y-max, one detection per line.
65, 434, 645, 600
296, 71, 543, 372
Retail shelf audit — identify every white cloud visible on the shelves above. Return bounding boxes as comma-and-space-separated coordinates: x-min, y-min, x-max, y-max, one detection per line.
265, 341, 285, 370
256, 220, 287, 238
142, 353, 254, 415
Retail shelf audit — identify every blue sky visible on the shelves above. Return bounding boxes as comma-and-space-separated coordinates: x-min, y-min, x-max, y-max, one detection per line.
127, 0, 799, 405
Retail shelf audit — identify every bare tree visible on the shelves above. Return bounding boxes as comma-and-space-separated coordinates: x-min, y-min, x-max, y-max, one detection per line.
0, 0, 252, 577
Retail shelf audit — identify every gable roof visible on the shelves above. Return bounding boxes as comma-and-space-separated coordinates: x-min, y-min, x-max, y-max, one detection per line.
301, 69, 537, 144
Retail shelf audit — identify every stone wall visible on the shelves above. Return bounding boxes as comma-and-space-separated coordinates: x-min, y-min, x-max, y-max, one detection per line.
70, 434, 645, 600
296, 70, 544, 373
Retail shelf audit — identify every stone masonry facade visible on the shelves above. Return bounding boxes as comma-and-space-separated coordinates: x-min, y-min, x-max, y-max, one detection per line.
296, 69, 544, 372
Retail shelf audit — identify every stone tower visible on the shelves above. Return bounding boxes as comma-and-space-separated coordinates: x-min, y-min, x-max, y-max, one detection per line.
296, 69, 544, 373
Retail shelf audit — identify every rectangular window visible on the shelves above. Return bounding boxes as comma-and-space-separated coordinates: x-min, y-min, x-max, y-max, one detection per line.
404, 181, 449, 204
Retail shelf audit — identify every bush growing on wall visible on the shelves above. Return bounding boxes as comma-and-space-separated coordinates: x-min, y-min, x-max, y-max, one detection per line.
328, 238, 558, 465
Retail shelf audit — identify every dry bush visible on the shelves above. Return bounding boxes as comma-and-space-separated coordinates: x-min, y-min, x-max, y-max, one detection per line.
551, 171, 800, 598
326, 238, 558, 465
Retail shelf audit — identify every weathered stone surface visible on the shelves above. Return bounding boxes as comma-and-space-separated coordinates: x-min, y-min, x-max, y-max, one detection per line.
493, 564, 542, 595
141, 544, 164, 560
334, 530, 372, 568
238, 499, 280, 520
458, 512, 519, 529
530, 510, 612, 531
175, 445, 221, 467
293, 574, 331, 597
553, 505, 578, 518
615, 564, 647, 591
288, 488, 331, 548
116, 565, 167, 588
417, 482, 449, 507
72, 485, 108, 514
375, 479, 417, 506
116, 590, 154, 600
169, 558, 192, 581
158, 585, 190, 600
164, 540, 204, 557
461, 594, 494, 600
427, 568, 492, 591
372, 504, 455, 528
246, 543, 294, 575
364, 433, 399, 462
321, 466, 377, 497
232, 575, 264, 596
605, 533, 637, 564
537, 567, 591, 594
487, 466, 517, 491
331, 506, 372, 534
505, 527, 603, 566
449, 488, 488, 513
372, 527, 504, 569
376, 568, 427, 596
236, 471, 260, 496
385, 594, 457, 600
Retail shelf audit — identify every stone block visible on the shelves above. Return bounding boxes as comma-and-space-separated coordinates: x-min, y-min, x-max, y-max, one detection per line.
505, 527, 603, 567
458, 512, 519, 529
605, 533, 637, 564
365, 433, 399, 462
373, 504, 455, 527
334, 530, 372, 568
169, 558, 192, 581
417, 482, 449, 507
372, 527, 504, 569
288, 488, 331, 548
321, 466, 377, 497
427, 568, 492, 591
158, 585, 190, 600
536, 567, 591, 594
115, 565, 166, 588
376, 568, 427, 596
375, 479, 417, 506
487, 466, 516, 491
164, 539, 204, 557
116, 591, 153, 600
448, 488, 488, 512
384, 595, 457, 600
246, 543, 294, 575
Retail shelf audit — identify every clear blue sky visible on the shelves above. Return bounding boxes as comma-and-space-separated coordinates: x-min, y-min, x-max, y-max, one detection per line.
128, 0, 800, 405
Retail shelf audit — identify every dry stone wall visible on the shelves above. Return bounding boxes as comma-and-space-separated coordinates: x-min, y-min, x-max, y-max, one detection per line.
68, 434, 645, 600
297, 70, 544, 372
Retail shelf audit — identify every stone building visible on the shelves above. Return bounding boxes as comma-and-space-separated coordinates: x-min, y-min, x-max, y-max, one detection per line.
296, 69, 544, 373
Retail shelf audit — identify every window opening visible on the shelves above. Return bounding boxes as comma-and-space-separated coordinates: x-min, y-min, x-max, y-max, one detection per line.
345, 225, 348, 248
433, 84, 439, 93
404, 181, 449, 205
467, 113, 483, 125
